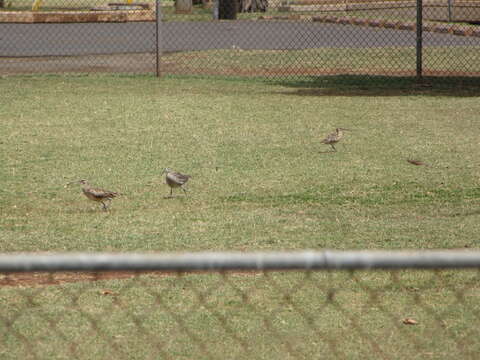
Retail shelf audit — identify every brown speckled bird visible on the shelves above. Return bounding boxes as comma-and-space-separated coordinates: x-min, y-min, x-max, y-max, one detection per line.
162, 168, 191, 197
321, 128, 349, 152
68, 179, 119, 210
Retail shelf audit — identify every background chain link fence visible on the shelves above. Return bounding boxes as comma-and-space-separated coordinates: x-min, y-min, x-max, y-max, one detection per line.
1, 251, 480, 359
0, 0, 479, 77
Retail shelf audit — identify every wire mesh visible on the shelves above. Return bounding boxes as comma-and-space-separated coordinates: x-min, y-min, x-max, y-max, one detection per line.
1, 252, 480, 359
1, 266, 480, 359
0, 0, 157, 74
0, 0, 479, 77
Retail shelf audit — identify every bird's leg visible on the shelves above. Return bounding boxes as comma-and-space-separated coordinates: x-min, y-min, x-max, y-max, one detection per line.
170, 188, 173, 197
101, 201, 108, 211
331, 144, 337, 152
182, 187, 188, 196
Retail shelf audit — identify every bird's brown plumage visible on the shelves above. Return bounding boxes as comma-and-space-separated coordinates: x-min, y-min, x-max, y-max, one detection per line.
69, 179, 119, 210
321, 128, 348, 151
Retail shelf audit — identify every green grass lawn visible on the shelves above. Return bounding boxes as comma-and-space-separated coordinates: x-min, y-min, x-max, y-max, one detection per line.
0, 74, 479, 358
1, 75, 479, 252
160, 46, 480, 77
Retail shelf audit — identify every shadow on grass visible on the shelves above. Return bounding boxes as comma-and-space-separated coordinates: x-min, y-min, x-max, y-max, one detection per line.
270, 75, 480, 97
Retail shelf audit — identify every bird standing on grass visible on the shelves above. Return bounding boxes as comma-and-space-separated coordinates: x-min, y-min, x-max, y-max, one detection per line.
321, 128, 350, 152
67, 179, 120, 210
162, 168, 191, 197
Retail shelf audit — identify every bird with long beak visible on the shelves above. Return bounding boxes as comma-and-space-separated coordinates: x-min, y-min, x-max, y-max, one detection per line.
321, 128, 350, 152
162, 168, 191, 197
67, 179, 120, 210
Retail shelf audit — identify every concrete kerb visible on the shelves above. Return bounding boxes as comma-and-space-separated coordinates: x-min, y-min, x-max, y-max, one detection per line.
313, 15, 480, 37
0, 3, 477, 38
259, 14, 480, 38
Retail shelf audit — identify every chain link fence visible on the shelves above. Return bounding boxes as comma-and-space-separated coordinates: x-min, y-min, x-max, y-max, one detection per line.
1, 251, 480, 359
0, 0, 479, 77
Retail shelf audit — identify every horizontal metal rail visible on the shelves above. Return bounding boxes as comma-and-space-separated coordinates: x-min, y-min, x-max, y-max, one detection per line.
0, 251, 480, 272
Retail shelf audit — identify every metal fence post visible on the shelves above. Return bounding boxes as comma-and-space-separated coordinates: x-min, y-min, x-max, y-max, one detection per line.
213, 0, 219, 19
416, 0, 423, 80
447, 0, 453, 22
155, 0, 162, 77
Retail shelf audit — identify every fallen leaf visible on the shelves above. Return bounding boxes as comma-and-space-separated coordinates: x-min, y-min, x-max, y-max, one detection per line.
407, 159, 429, 166
403, 318, 418, 325
101, 290, 115, 296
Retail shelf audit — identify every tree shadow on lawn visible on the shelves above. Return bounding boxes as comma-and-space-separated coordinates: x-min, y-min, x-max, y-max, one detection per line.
270, 75, 480, 97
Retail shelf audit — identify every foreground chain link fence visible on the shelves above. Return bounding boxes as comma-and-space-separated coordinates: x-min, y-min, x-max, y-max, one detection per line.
0, 0, 479, 77
1, 251, 480, 359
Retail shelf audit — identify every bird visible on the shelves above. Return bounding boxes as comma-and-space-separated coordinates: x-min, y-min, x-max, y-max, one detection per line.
321, 128, 350, 152
67, 179, 120, 210
162, 168, 191, 197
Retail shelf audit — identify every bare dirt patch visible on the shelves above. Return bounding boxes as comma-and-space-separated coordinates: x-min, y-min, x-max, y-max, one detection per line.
0, 270, 263, 287
0, 271, 166, 287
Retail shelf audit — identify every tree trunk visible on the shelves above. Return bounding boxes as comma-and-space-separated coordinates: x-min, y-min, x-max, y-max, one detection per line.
175, 0, 193, 13
0, 0, 4, 8
239, 0, 267, 12
218, 0, 238, 19
202, 0, 213, 9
